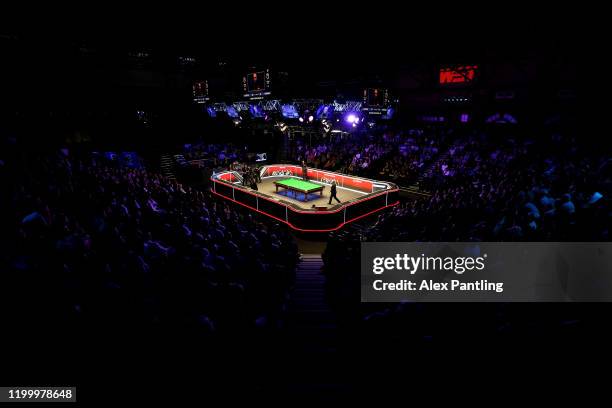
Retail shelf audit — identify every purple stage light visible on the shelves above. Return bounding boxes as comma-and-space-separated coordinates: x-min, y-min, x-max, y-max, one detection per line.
345, 114, 357, 123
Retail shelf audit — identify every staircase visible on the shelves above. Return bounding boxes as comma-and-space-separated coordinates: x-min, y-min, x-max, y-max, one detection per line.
280, 254, 349, 394
160, 154, 176, 180
286, 254, 337, 354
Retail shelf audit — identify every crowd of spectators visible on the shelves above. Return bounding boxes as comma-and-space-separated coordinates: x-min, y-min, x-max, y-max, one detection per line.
322, 131, 609, 243
2, 125, 609, 358
182, 142, 248, 168
295, 129, 448, 184
323, 130, 610, 338
420, 133, 607, 241
2, 151, 299, 341
376, 131, 445, 185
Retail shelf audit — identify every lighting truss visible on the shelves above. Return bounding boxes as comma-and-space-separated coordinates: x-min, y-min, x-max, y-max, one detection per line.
262, 99, 281, 111
233, 101, 251, 112
292, 99, 324, 113
211, 103, 228, 112
333, 100, 362, 112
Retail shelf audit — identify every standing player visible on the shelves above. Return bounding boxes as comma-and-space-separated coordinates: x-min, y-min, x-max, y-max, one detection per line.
301, 160, 308, 180
328, 180, 341, 205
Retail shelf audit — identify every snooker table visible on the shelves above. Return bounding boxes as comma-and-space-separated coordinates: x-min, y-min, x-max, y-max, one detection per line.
273, 178, 324, 201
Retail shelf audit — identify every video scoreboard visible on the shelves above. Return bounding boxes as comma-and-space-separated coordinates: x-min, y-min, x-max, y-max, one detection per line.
243, 68, 271, 99
362, 88, 390, 115
192, 80, 209, 103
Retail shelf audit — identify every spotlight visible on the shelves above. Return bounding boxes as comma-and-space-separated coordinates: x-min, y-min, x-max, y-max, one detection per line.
346, 114, 357, 124
308, 115, 314, 122
299, 117, 304, 122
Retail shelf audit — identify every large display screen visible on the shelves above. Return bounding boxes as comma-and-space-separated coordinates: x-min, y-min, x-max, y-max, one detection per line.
363, 88, 389, 106
192, 80, 209, 103
281, 104, 299, 119
315, 105, 334, 119
439, 65, 478, 85
243, 68, 271, 98
247, 71, 266, 92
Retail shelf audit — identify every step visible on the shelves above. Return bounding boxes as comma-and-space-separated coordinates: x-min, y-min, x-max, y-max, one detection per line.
294, 275, 323, 281
295, 274, 324, 279
286, 254, 338, 351
295, 280, 325, 285
294, 280, 325, 286
289, 297, 327, 304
